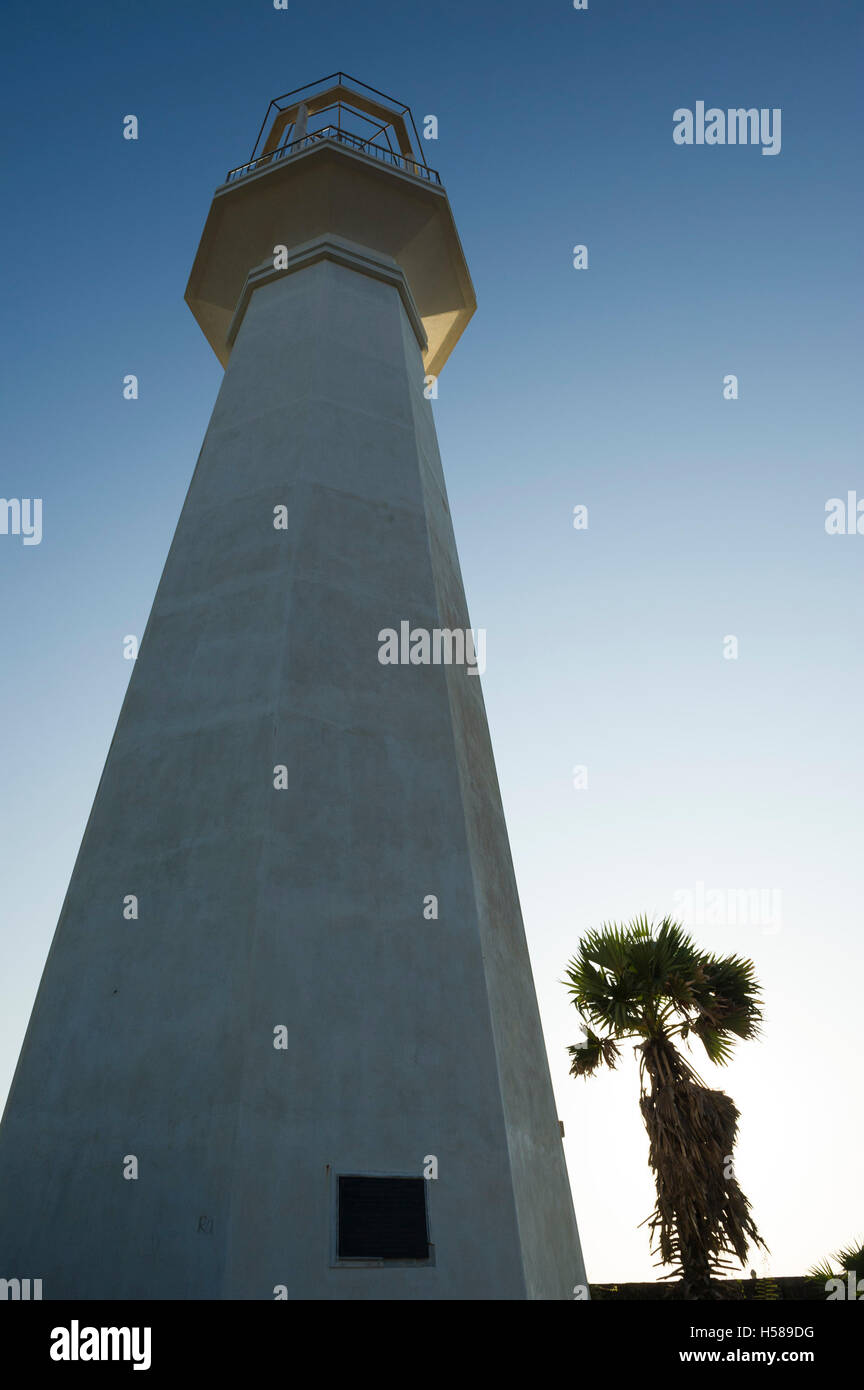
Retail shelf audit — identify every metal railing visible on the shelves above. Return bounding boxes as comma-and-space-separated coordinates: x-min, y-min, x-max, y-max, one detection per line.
226, 126, 441, 186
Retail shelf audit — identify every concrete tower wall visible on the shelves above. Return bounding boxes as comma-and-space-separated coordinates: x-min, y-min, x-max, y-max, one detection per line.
0, 244, 585, 1298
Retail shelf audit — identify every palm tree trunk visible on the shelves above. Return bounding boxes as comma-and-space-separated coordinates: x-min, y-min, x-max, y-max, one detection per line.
638, 1038, 763, 1299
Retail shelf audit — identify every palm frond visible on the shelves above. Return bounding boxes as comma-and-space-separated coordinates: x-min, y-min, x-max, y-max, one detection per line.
567, 1029, 621, 1078
808, 1237, 864, 1280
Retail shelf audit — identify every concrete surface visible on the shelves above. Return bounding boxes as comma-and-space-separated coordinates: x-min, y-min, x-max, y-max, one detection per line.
0, 235, 586, 1300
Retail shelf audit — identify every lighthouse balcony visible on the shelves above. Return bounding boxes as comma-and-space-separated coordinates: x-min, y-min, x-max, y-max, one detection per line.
225, 126, 442, 189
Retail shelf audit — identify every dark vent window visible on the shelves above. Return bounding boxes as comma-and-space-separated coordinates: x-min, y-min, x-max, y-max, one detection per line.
338, 1175, 429, 1260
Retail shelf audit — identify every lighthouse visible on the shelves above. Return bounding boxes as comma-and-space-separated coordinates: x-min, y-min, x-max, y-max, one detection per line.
0, 74, 586, 1299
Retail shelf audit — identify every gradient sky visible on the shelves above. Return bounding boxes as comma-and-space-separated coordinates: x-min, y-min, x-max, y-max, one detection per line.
1, 0, 861, 1284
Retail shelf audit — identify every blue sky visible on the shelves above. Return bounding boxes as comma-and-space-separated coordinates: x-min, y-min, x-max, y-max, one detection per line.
1, 0, 861, 1283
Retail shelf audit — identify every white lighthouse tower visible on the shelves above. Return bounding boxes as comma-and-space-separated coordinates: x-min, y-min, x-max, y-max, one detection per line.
0, 74, 587, 1299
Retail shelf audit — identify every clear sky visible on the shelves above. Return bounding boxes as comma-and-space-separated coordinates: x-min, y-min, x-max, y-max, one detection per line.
1, 0, 861, 1284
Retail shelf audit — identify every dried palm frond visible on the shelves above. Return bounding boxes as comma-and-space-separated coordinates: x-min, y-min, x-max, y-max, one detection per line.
638, 1038, 767, 1298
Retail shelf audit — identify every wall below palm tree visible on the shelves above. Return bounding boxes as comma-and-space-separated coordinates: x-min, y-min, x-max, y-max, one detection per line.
591, 1277, 829, 1301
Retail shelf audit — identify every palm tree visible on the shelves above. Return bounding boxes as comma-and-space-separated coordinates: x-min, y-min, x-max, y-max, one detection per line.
808, 1237, 864, 1282
565, 915, 767, 1299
